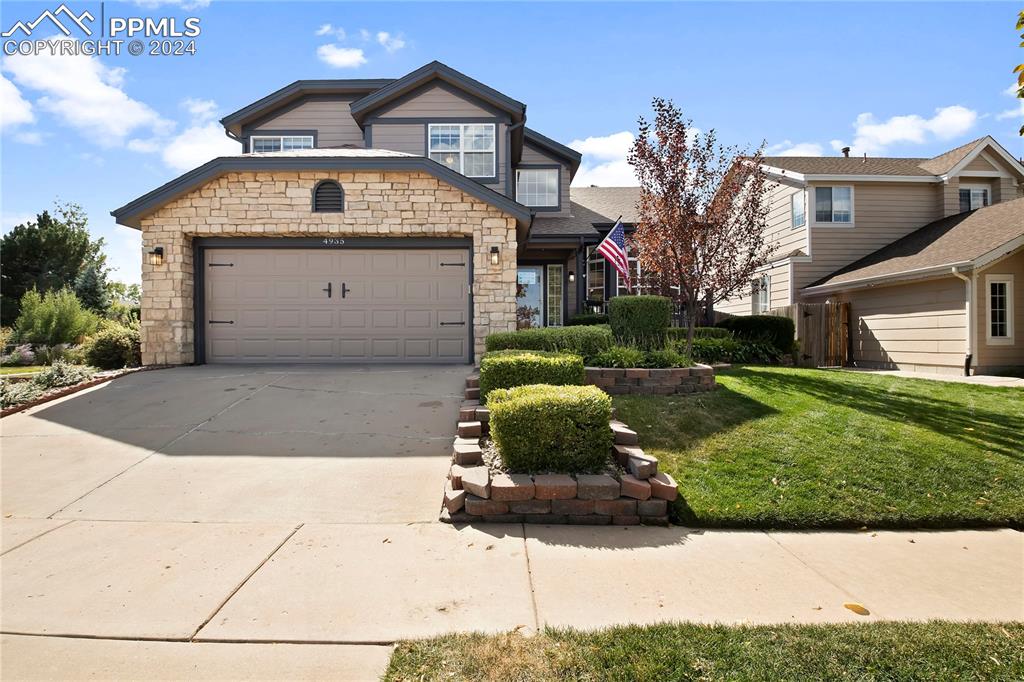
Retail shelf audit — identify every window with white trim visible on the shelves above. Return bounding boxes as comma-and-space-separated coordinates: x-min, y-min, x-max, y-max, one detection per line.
959, 186, 990, 213
547, 264, 564, 326
751, 274, 770, 313
986, 274, 1014, 344
428, 123, 495, 178
586, 247, 605, 306
516, 168, 558, 207
250, 135, 314, 153
814, 186, 853, 224
791, 191, 805, 228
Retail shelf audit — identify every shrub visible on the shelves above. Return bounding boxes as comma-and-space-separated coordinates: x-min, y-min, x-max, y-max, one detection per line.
13, 288, 100, 347
717, 315, 795, 353
665, 326, 733, 343
0, 381, 44, 408
479, 350, 584, 402
641, 348, 691, 368
489, 384, 613, 473
484, 326, 613, 361
2, 343, 36, 366
568, 313, 609, 326
85, 323, 141, 369
689, 337, 784, 365
32, 360, 94, 390
608, 296, 673, 349
590, 345, 645, 368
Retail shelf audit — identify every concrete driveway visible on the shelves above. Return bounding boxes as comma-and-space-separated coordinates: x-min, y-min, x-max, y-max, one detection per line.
1, 365, 465, 523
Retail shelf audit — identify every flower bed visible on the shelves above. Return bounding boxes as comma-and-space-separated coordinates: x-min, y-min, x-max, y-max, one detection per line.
584, 364, 717, 395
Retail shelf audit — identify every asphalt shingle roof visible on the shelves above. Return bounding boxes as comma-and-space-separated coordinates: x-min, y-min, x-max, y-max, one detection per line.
529, 187, 641, 237
763, 138, 992, 178
806, 197, 1024, 289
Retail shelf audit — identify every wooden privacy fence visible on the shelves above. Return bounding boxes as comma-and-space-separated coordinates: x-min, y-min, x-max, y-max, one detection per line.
767, 302, 850, 368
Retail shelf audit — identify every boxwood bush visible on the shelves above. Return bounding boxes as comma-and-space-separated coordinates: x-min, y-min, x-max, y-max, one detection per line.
479, 350, 584, 403
489, 384, 612, 473
484, 326, 612, 361
84, 323, 141, 370
608, 295, 672, 349
567, 313, 609, 326
717, 315, 795, 353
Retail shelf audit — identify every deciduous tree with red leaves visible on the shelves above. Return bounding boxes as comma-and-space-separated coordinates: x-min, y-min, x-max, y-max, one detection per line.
627, 98, 776, 353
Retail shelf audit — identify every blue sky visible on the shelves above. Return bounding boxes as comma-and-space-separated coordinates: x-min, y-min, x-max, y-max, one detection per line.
1, 1, 1021, 285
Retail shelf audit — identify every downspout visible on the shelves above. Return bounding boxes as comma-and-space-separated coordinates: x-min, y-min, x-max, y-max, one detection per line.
951, 266, 973, 376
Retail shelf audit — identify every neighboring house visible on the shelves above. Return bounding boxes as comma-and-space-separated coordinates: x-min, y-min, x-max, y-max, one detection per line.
112, 61, 638, 365
718, 137, 1024, 375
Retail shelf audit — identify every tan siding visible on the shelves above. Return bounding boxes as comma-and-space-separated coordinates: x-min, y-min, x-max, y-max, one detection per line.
517, 142, 571, 216
717, 263, 790, 316
836, 276, 967, 373
376, 84, 492, 118
250, 96, 364, 148
795, 181, 943, 291
964, 156, 998, 172
974, 249, 1024, 372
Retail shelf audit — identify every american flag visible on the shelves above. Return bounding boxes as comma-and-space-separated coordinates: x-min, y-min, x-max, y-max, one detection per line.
596, 219, 630, 293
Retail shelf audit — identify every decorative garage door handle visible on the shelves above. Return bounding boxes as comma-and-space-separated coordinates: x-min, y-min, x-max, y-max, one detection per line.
208, 262, 234, 267
440, 321, 465, 326
440, 262, 466, 267
209, 320, 234, 324
323, 282, 332, 298
341, 283, 349, 298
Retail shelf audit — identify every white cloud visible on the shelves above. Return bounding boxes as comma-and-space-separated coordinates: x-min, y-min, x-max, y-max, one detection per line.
316, 44, 367, 69
161, 120, 238, 171
833, 105, 977, 155
359, 28, 371, 42
3, 38, 173, 145
766, 140, 824, 157
376, 31, 406, 53
568, 131, 638, 186
996, 83, 1023, 121
182, 97, 218, 124
315, 23, 346, 40
14, 130, 44, 144
0, 75, 34, 130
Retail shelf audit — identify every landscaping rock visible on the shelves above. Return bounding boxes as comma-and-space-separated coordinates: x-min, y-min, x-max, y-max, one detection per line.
457, 421, 482, 438
609, 421, 639, 445
491, 474, 535, 502
509, 499, 551, 514
595, 498, 637, 516
575, 474, 620, 500
443, 483, 466, 513
461, 466, 491, 499
649, 472, 679, 501
533, 474, 577, 500
627, 453, 659, 480
612, 515, 641, 525
465, 495, 508, 515
453, 440, 483, 465
637, 498, 668, 516
612, 444, 645, 467
619, 474, 652, 500
552, 499, 596, 515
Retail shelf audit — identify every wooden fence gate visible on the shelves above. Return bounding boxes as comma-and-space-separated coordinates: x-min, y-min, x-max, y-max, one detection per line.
768, 302, 850, 368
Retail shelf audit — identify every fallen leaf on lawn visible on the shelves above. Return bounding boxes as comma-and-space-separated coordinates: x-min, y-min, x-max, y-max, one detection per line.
843, 602, 870, 616
771, 477, 779, 486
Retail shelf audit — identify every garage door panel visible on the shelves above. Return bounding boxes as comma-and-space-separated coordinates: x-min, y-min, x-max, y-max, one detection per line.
204, 246, 470, 363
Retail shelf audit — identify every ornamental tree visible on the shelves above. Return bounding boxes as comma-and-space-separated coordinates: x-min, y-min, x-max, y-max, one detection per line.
627, 98, 776, 353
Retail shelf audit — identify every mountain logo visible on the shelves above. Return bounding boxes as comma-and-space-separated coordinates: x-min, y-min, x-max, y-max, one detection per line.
2, 4, 95, 38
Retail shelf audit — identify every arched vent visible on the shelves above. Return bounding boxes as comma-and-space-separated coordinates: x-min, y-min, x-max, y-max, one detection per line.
312, 180, 344, 212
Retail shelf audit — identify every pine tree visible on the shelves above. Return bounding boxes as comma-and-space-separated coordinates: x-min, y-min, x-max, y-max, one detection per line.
74, 263, 110, 314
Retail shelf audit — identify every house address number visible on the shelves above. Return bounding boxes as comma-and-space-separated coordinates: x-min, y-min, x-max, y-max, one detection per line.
322, 238, 346, 246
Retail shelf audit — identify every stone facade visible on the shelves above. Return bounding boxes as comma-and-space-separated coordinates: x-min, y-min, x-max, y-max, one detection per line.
139, 170, 519, 365
584, 365, 718, 395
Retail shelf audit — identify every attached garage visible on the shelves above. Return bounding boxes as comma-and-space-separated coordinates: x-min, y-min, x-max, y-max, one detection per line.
197, 239, 471, 363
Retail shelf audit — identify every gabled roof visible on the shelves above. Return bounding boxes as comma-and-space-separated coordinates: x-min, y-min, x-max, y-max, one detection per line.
917, 137, 987, 175
523, 128, 582, 177
219, 79, 394, 131
111, 149, 531, 231
804, 197, 1024, 292
529, 187, 641, 238
348, 61, 526, 124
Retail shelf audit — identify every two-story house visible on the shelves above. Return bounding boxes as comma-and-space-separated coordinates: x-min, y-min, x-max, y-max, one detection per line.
112, 61, 638, 365
718, 137, 1024, 375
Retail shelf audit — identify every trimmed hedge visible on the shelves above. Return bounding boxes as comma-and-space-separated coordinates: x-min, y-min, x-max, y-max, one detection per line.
717, 315, 795, 352
590, 345, 692, 369
688, 337, 784, 364
608, 296, 673, 349
484, 326, 612, 361
567, 313, 609, 326
84, 323, 141, 370
489, 384, 613, 473
665, 326, 732, 342
478, 350, 584, 403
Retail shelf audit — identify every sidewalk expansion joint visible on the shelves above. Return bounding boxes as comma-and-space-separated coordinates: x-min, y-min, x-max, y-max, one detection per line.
520, 523, 542, 632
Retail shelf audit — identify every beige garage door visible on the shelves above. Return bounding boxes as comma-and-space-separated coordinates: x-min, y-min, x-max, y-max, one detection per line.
203, 248, 469, 363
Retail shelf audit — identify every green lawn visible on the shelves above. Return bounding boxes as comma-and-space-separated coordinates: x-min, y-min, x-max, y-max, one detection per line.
384, 622, 1024, 681
613, 366, 1024, 529
0, 365, 46, 375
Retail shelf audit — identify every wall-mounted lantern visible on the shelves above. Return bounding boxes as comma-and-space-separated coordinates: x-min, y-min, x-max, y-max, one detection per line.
490, 246, 499, 266
147, 246, 165, 266
568, 270, 576, 283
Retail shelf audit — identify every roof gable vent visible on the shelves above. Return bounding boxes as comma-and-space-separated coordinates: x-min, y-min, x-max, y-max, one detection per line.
312, 180, 344, 212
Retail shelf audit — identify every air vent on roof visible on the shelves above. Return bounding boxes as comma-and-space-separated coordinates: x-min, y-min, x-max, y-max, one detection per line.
312, 180, 344, 212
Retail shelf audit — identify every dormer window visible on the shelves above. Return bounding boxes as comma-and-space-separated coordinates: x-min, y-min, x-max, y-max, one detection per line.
428, 124, 495, 179
251, 135, 314, 153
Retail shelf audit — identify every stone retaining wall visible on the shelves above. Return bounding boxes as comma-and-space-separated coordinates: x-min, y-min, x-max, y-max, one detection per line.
585, 364, 716, 395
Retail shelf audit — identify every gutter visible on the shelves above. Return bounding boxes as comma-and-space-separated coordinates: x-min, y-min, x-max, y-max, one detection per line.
951, 266, 974, 376
802, 261, 973, 295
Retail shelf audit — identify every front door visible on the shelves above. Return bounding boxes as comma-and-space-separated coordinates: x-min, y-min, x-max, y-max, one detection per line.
516, 266, 544, 328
